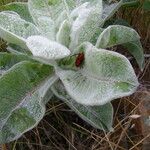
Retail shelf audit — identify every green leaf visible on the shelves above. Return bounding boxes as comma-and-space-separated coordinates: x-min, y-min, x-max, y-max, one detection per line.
7, 44, 32, 55
51, 80, 114, 131
0, 52, 32, 75
28, 0, 75, 22
56, 20, 71, 48
0, 11, 39, 49
96, 25, 140, 48
122, 0, 139, 7
55, 11, 68, 30
123, 41, 144, 70
96, 25, 144, 70
28, 0, 75, 39
143, 0, 150, 11
102, 0, 122, 22
0, 61, 55, 143
113, 19, 130, 27
36, 17, 56, 40
0, 2, 33, 23
26, 36, 71, 60
69, 1, 103, 50
57, 42, 139, 106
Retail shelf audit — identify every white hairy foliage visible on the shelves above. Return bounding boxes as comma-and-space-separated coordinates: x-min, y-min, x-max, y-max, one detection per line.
57, 43, 139, 105
26, 36, 71, 60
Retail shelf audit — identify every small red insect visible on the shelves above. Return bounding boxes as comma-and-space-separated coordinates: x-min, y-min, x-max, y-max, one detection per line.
75, 52, 84, 67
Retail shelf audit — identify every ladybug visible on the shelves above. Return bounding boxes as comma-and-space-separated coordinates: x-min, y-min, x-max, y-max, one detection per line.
75, 52, 84, 67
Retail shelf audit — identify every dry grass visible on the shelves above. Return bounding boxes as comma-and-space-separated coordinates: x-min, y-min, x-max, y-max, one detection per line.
0, 0, 150, 149
4, 84, 150, 150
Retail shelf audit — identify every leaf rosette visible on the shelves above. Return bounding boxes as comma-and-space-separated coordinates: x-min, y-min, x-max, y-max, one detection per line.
0, 0, 144, 143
